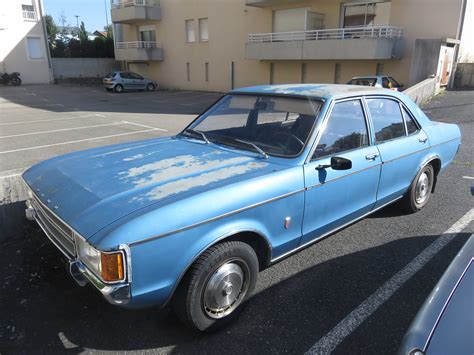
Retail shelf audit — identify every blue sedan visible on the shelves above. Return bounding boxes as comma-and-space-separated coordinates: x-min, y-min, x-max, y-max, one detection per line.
22, 84, 461, 331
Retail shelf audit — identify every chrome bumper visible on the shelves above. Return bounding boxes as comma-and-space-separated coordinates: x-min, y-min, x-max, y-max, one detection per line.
69, 261, 131, 305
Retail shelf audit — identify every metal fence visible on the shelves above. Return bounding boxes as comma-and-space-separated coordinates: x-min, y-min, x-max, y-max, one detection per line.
248, 26, 402, 43
111, 0, 160, 8
115, 41, 158, 49
22, 10, 37, 20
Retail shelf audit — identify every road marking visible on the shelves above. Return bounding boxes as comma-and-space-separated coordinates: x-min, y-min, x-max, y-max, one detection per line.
463, 176, 474, 180
0, 122, 125, 139
0, 128, 160, 155
0, 168, 25, 179
95, 113, 107, 117
0, 114, 99, 126
121, 120, 168, 131
306, 208, 474, 355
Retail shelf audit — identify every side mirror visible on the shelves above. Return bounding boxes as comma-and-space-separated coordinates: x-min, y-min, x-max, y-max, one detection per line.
316, 156, 352, 170
330, 156, 352, 170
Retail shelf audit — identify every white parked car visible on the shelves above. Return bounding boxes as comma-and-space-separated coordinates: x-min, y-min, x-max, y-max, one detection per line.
347, 76, 404, 91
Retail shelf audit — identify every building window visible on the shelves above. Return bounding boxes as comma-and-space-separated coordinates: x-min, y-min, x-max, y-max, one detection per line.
22, 4, 36, 20
186, 63, 190, 81
26, 37, 42, 59
205, 62, 209, 82
198, 18, 209, 42
185, 20, 195, 43
139, 30, 156, 43
343, 1, 391, 28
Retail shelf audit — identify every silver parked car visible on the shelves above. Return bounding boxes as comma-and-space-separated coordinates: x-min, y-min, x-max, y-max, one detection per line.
347, 75, 404, 91
103, 71, 157, 93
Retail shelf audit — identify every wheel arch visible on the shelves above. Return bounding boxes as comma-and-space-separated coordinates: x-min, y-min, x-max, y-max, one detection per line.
163, 229, 272, 307
423, 156, 442, 192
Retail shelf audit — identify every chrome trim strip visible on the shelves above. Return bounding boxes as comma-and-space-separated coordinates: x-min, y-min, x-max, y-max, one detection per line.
270, 195, 403, 263
129, 188, 305, 247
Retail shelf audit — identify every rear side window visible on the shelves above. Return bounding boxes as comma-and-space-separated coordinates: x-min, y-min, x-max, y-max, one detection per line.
367, 98, 406, 143
313, 100, 369, 159
402, 106, 418, 134
119, 72, 129, 79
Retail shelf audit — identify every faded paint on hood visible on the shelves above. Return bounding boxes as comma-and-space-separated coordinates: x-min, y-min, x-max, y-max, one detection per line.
22, 137, 275, 239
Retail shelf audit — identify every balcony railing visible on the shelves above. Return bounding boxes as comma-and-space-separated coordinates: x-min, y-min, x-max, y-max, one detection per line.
248, 26, 402, 43
22, 10, 37, 20
116, 41, 158, 49
112, 0, 160, 9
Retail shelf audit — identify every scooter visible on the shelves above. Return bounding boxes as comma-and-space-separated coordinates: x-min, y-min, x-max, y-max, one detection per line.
0, 72, 22, 86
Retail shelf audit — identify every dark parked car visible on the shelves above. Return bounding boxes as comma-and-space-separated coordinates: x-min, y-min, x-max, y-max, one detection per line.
400, 234, 474, 355
103, 71, 157, 93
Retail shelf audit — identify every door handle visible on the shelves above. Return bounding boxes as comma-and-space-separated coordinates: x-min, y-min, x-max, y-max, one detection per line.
419, 137, 428, 143
365, 153, 379, 160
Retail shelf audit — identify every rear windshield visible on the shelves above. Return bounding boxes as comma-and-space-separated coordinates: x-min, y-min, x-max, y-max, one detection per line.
347, 78, 377, 87
105, 72, 116, 78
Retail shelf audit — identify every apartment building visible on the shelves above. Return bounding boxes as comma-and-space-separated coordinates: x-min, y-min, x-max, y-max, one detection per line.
0, 0, 52, 83
111, 0, 467, 92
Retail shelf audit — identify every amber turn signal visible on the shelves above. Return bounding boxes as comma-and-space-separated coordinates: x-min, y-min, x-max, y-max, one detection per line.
100, 252, 124, 282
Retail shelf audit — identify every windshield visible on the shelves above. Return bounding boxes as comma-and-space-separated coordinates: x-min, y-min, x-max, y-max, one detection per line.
183, 94, 322, 157
347, 78, 377, 86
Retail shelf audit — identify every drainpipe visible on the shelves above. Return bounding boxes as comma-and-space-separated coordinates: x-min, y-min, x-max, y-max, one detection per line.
38, 0, 54, 83
448, 0, 468, 89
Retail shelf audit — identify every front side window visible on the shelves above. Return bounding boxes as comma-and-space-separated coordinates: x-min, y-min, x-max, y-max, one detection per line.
186, 19, 195, 42
367, 98, 406, 143
129, 72, 144, 80
183, 95, 322, 157
313, 100, 369, 159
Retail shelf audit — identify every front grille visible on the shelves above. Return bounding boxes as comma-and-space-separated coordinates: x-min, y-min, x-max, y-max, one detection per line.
30, 193, 76, 259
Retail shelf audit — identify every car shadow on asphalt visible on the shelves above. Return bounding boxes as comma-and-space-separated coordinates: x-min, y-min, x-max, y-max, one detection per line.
0, 220, 469, 354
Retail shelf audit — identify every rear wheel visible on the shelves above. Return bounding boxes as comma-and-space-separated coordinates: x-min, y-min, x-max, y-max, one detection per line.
401, 164, 435, 213
172, 241, 258, 332
146, 83, 155, 91
114, 84, 124, 93
10, 77, 21, 86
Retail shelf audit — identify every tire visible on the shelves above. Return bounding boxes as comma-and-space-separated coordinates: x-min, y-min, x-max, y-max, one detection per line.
401, 164, 435, 213
114, 84, 124, 93
146, 83, 155, 92
172, 241, 258, 332
10, 77, 21, 86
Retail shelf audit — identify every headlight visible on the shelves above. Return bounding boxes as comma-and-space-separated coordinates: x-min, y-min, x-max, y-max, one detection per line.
74, 234, 125, 283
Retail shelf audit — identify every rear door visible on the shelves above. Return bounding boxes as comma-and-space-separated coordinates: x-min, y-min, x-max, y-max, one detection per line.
365, 97, 429, 207
301, 98, 382, 244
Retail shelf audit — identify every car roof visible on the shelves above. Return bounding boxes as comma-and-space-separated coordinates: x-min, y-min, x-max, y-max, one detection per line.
230, 84, 395, 100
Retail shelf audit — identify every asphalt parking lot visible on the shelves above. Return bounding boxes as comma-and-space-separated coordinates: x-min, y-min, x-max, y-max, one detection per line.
0, 85, 473, 354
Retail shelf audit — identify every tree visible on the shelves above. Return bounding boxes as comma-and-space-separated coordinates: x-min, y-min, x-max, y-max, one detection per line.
104, 24, 113, 40
44, 15, 58, 47
79, 21, 88, 44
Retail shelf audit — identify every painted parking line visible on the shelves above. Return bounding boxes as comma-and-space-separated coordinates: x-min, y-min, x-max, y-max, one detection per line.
0, 168, 25, 179
0, 128, 160, 155
0, 122, 125, 139
463, 176, 474, 180
121, 120, 168, 131
0, 114, 102, 126
306, 208, 474, 355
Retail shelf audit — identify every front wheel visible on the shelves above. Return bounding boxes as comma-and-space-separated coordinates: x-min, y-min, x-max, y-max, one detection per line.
10, 77, 21, 86
172, 241, 258, 332
146, 83, 155, 91
401, 164, 435, 213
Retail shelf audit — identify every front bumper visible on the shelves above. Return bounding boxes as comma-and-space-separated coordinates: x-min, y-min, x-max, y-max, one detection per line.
25, 202, 131, 306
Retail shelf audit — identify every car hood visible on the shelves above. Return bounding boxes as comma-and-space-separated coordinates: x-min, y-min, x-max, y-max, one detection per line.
22, 137, 277, 239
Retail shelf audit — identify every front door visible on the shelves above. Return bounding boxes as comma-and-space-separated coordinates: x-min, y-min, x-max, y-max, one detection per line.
301, 98, 381, 245
129, 72, 146, 90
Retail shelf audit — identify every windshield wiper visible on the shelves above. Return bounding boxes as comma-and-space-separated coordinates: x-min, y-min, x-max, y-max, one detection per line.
234, 139, 268, 159
183, 128, 210, 144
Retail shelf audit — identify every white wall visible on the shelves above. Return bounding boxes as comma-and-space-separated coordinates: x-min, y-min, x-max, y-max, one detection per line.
52, 58, 121, 79
0, 0, 52, 83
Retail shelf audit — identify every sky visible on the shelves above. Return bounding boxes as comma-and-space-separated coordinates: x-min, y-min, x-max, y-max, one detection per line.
43, 0, 110, 32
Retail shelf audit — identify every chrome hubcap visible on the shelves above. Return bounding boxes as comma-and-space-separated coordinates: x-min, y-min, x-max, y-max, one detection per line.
415, 171, 430, 204
203, 260, 249, 319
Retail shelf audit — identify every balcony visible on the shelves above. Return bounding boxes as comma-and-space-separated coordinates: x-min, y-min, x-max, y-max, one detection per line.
246, 26, 403, 60
111, 0, 161, 24
22, 10, 37, 21
246, 0, 304, 7
115, 41, 164, 61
